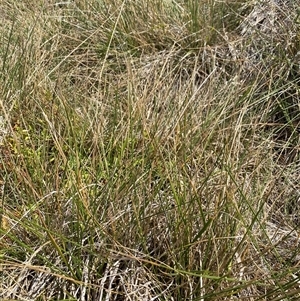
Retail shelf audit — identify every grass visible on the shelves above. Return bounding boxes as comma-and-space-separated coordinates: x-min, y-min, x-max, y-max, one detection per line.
0, 0, 300, 300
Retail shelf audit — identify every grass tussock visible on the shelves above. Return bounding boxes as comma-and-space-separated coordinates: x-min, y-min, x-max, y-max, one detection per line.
1, 0, 300, 300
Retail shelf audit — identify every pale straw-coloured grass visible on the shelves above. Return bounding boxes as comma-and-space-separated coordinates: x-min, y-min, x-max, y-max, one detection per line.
1, 0, 300, 300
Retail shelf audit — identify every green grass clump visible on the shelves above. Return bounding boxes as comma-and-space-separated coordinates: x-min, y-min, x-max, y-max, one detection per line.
1, 0, 300, 300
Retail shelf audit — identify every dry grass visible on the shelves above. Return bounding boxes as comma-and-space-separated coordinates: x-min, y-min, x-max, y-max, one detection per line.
1, 0, 300, 300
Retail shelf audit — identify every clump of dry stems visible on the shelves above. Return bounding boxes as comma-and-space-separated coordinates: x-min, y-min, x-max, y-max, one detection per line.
1, 0, 300, 300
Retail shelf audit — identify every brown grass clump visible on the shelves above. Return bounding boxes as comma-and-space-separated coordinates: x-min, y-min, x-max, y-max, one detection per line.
1, 0, 300, 300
